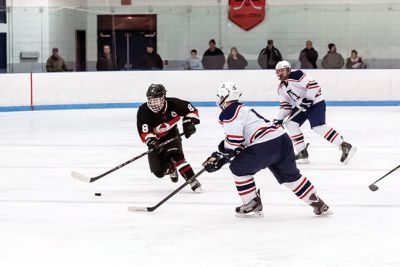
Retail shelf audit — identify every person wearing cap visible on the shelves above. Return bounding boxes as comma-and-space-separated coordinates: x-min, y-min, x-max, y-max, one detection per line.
46, 48, 72, 72
322, 43, 345, 69
257, 40, 282, 69
140, 45, 164, 70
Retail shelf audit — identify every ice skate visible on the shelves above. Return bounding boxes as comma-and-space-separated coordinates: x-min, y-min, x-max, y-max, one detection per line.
169, 169, 178, 183
235, 189, 264, 218
295, 143, 310, 164
189, 179, 203, 193
340, 141, 356, 164
309, 193, 330, 215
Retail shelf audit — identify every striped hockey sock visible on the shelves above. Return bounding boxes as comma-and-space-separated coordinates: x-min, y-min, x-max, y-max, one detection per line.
286, 121, 306, 152
283, 176, 316, 204
234, 175, 257, 204
175, 159, 195, 180
313, 125, 344, 147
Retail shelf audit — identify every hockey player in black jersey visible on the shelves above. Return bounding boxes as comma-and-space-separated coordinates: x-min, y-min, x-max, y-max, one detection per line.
137, 84, 202, 192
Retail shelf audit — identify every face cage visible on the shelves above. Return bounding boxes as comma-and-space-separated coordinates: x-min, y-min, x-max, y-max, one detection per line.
147, 97, 165, 113
276, 67, 290, 81
216, 94, 229, 110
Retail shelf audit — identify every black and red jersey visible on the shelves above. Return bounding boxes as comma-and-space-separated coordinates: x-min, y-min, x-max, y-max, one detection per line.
136, 97, 200, 143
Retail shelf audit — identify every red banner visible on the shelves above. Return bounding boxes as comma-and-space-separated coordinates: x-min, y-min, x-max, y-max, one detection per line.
229, 0, 266, 31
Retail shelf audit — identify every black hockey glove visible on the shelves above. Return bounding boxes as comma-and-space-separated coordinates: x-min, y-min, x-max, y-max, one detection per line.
146, 137, 163, 153
298, 98, 313, 111
202, 151, 230, 173
182, 117, 199, 139
218, 140, 243, 157
273, 119, 283, 126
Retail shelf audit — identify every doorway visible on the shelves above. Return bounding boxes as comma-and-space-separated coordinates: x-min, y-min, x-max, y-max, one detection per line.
0, 33, 6, 73
97, 14, 157, 70
75, 30, 86, 71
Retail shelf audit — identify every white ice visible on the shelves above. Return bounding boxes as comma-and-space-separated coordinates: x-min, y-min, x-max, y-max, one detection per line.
0, 106, 399, 267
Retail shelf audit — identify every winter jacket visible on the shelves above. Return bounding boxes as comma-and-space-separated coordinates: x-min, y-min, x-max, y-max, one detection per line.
257, 46, 282, 69
227, 54, 248, 70
299, 48, 318, 69
346, 57, 366, 69
46, 56, 71, 72
96, 55, 116, 71
322, 52, 345, 69
141, 52, 164, 70
185, 57, 203, 70
202, 48, 225, 70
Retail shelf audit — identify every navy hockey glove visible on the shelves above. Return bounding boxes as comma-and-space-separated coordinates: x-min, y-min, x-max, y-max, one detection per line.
182, 117, 199, 139
298, 98, 313, 111
146, 137, 163, 153
202, 151, 230, 173
273, 119, 283, 126
218, 140, 244, 157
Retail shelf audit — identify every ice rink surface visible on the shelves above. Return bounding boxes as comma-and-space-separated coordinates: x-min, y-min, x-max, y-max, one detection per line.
0, 106, 399, 267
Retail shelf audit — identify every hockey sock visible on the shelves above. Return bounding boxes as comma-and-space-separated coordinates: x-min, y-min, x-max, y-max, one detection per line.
234, 175, 257, 204
175, 159, 195, 180
286, 121, 306, 152
313, 124, 344, 147
283, 176, 316, 204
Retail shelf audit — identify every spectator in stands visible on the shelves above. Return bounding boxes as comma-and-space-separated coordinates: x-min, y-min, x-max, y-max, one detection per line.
346, 50, 367, 69
96, 45, 116, 71
46, 48, 72, 72
202, 39, 225, 69
322, 43, 345, 69
299, 40, 318, 69
141, 45, 164, 70
227, 47, 248, 70
184, 49, 203, 70
257, 40, 282, 69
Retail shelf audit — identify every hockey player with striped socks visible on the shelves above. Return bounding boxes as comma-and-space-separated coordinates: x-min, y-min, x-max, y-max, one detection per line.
274, 60, 356, 164
203, 82, 330, 218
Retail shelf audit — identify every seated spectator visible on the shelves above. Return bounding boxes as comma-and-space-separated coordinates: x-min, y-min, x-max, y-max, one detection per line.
96, 45, 116, 71
322, 43, 345, 69
299, 40, 318, 69
46, 48, 72, 72
140, 45, 164, 70
346, 50, 366, 69
227, 47, 248, 70
257, 40, 282, 69
184, 49, 203, 70
201, 39, 225, 70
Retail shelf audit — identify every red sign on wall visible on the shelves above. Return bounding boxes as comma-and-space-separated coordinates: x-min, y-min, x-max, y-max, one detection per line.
121, 0, 132, 5
229, 0, 266, 31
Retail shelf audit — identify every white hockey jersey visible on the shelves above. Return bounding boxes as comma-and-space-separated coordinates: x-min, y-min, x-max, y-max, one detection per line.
277, 70, 324, 120
219, 102, 285, 150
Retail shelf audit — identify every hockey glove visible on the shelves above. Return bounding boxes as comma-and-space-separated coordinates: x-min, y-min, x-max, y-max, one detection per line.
273, 119, 283, 126
146, 137, 163, 153
182, 117, 199, 139
218, 140, 244, 157
298, 98, 313, 111
203, 151, 231, 173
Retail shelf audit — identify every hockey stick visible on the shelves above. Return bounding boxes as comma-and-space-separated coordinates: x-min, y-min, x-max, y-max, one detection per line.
369, 164, 400, 191
128, 168, 206, 212
283, 109, 302, 126
71, 133, 185, 183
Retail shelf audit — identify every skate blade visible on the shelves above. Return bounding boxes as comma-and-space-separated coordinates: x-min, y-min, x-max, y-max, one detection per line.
296, 158, 310, 164
235, 210, 264, 218
315, 210, 334, 216
192, 186, 203, 194
342, 146, 357, 165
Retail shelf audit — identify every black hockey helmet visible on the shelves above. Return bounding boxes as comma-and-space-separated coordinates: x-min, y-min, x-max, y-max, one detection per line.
146, 84, 166, 113
146, 84, 166, 99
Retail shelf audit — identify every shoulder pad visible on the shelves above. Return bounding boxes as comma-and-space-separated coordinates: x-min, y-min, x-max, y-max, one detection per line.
219, 102, 243, 123
288, 70, 305, 81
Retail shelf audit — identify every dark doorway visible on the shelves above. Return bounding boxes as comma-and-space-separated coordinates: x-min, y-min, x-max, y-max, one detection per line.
97, 14, 157, 70
75, 30, 86, 71
0, 33, 6, 73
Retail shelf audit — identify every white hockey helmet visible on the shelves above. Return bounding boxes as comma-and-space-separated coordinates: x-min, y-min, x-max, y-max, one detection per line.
275, 60, 291, 81
216, 81, 242, 109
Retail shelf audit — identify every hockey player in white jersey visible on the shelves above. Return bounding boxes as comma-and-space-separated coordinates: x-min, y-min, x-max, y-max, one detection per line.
202, 82, 330, 218
274, 60, 356, 164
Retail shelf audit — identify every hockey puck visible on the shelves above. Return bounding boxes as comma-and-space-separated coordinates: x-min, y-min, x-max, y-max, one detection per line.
94, 192, 102, 196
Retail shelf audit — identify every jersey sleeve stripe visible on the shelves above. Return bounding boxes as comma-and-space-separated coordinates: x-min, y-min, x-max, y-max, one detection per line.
222, 105, 243, 123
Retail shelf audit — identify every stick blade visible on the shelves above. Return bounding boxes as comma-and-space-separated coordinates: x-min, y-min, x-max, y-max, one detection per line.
369, 184, 379, 191
71, 171, 91, 183
128, 206, 151, 212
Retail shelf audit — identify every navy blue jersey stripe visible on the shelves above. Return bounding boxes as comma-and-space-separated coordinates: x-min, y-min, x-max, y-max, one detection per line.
295, 181, 312, 197
236, 182, 256, 192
